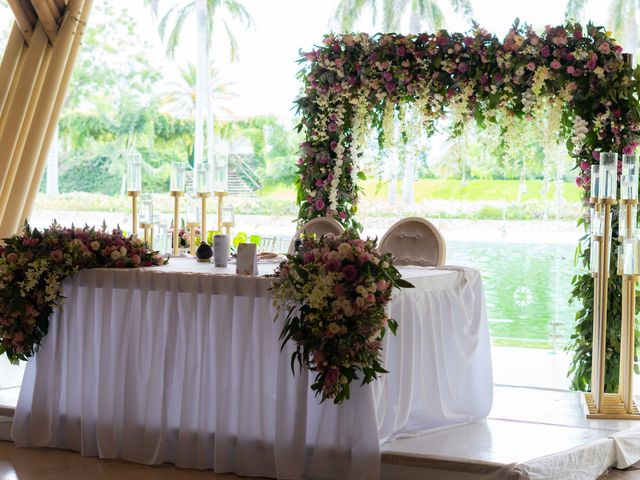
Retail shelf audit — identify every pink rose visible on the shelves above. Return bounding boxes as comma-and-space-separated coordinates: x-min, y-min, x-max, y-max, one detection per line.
303, 251, 316, 264
334, 285, 345, 297
315, 198, 325, 211
527, 62, 536, 71
376, 279, 389, 291
325, 258, 341, 272
154, 255, 165, 266
580, 160, 590, 171
131, 254, 141, 266
599, 42, 610, 54
623, 143, 638, 155
6, 252, 18, 264
49, 249, 64, 262
540, 46, 551, 57
550, 59, 561, 70
341, 264, 358, 282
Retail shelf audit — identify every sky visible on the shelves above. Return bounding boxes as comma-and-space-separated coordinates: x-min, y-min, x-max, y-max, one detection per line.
0, 0, 614, 125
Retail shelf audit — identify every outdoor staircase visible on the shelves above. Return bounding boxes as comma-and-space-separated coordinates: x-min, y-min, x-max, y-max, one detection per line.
228, 171, 257, 197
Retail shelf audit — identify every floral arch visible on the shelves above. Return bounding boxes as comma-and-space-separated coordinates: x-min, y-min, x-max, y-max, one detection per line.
294, 22, 640, 390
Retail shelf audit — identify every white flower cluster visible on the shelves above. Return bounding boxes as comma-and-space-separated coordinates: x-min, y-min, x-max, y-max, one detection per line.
531, 66, 550, 96
571, 115, 589, 153
522, 89, 537, 113
18, 258, 49, 297
328, 131, 346, 212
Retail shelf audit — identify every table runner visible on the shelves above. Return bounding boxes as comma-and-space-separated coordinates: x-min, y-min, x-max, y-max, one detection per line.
12, 259, 492, 479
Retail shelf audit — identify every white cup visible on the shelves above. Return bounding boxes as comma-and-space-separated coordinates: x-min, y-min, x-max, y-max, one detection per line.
213, 234, 230, 267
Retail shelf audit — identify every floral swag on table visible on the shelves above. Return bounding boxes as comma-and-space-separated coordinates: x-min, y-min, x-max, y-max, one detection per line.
294, 22, 640, 391
272, 230, 413, 404
0, 222, 167, 362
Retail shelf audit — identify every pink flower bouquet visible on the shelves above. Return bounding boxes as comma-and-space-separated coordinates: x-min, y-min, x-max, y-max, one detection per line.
272, 229, 413, 404
0, 222, 167, 362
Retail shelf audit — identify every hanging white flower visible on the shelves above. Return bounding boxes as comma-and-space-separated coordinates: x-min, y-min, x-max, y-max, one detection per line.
571, 116, 589, 153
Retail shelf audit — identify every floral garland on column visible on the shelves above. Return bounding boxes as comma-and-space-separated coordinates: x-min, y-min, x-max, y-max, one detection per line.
0, 223, 167, 362
294, 21, 640, 390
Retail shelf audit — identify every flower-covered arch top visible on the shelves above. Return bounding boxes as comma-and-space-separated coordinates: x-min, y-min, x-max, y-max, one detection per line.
294, 21, 640, 390
294, 22, 640, 226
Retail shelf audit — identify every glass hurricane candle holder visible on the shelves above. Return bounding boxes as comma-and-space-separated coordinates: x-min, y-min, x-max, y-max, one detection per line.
197, 163, 211, 194
599, 152, 618, 200
590, 239, 600, 274
621, 154, 639, 200
139, 194, 153, 225
591, 207, 603, 237
623, 239, 640, 275
186, 194, 201, 225
127, 152, 142, 192
590, 165, 600, 200
221, 204, 235, 225
213, 155, 229, 193
170, 162, 186, 192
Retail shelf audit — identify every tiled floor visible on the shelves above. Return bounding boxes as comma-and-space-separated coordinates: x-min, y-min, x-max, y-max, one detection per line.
0, 441, 269, 480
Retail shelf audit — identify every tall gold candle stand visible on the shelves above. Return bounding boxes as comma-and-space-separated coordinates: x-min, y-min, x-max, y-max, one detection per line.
128, 191, 140, 236
197, 192, 210, 243
584, 152, 640, 419
215, 191, 227, 231
619, 198, 639, 415
170, 191, 183, 257
187, 222, 199, 256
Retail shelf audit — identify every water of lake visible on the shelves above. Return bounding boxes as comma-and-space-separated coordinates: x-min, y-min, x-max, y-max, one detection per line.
447, 241, 580, 348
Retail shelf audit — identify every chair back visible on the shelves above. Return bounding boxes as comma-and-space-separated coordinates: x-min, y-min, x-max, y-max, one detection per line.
378, 217, 446, 267
288, 217, 345, 254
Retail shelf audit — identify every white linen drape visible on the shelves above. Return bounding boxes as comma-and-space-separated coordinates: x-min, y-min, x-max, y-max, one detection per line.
12, 260, 492, 479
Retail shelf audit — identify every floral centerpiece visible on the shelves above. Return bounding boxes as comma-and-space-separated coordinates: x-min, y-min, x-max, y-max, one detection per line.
272, 230, 413, 404
0, 222, 167, 362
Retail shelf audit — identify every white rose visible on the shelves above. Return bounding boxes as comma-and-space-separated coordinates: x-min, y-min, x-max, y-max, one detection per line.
120, 246, 127, 257
110, 250, 121, 261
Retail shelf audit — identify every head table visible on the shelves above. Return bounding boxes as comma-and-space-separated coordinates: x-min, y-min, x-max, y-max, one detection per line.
12, 258, 492, 480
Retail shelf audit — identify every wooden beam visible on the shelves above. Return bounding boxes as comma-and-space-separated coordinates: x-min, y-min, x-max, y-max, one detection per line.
53, 0, 66, 13
17, 0, 37, 25
46, 0, 62, 21
0, 25, 26, 116
31, 0, 58, 44
6, 0, 34, 44
3, 0, 90, 235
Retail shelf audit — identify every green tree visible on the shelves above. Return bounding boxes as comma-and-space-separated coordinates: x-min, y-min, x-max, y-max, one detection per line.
161, 62, 237, 118
146, 0, 253, 172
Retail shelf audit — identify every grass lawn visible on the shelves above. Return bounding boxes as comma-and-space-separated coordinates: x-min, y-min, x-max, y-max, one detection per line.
258, 179, 582, 203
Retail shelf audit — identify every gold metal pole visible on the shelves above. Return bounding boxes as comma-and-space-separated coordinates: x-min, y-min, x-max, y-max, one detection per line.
128, 191, 139, 236
215, 191, 226, 231
198, 192, 210, 243
140, 222, 152, 246
187, 222, 199, 256
597, 201, 613, 410
170, 191, 183, 256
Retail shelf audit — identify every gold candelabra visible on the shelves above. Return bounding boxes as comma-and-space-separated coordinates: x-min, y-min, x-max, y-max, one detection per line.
584, 152, 640, 419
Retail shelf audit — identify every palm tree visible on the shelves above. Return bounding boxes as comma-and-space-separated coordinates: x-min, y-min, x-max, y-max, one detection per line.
145, 0, 252, 173
566, 0, 637, 59
333, 0, 473, 204
161, 62, 238, 118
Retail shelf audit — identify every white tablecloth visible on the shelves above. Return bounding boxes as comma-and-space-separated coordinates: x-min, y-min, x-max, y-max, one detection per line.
12, 259, 492, 479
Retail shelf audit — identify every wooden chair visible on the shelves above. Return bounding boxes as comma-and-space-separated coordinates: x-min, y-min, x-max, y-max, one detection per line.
287, 217, 345, 254
378, 217, 446, 267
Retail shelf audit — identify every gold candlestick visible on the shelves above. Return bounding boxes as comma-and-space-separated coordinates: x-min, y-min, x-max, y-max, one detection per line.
128, 191, 140, 236
197, 192, 211, 243
187, 222, 199, 256
215, 191, 227, 231
222, 221, 234, 237
170, 191, 184, 256
140, 222, 153, 247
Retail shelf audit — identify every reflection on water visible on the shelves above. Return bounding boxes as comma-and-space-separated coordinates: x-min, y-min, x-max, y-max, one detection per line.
447, 241, 579, 347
